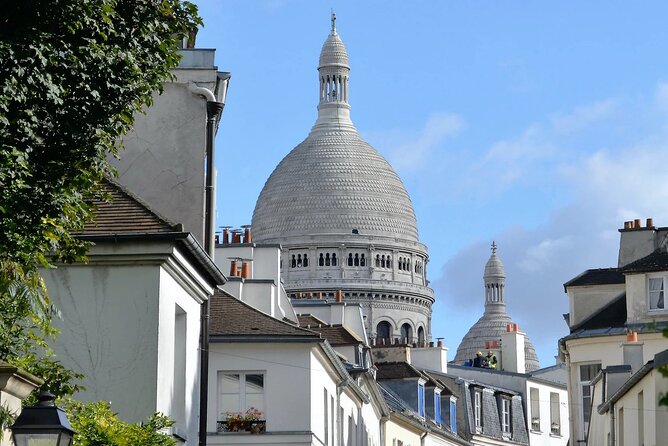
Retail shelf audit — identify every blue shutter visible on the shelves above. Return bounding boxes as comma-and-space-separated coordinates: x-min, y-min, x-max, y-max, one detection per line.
450, 400, 457, 433
418, 384, 425, 417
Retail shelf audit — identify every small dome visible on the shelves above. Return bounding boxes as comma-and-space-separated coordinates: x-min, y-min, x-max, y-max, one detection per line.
319, 31, 349, 69
484, 243, 505, 280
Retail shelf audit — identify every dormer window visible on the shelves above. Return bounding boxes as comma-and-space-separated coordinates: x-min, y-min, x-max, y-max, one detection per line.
649, 277, 665, 310
473, 389, 483, 433
418, 383, 425, 417
500, 397, 512, 436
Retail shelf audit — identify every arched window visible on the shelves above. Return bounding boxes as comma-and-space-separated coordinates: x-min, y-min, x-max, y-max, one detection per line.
319, 253, 324, 267
376, 321, 392, 343
325, 253, 330, 266
360, 254, 366, 266
332, 253, 337, 266
348, 253, 353, 266
401, 323, 413, 344
387, 256, 392, 269
291, 255, 296, 268
297, 254, 302, 267
354, 253, 359, 266
417, 326, 425, 345
303, 254, 308, 267
381, 255, 386, 268
375, 255, 380, 267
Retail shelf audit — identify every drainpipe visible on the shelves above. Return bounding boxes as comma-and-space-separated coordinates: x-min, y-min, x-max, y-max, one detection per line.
189, 82, 226, 446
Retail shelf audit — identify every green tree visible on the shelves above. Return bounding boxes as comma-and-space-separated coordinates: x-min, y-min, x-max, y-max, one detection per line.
0, 0, 200, 393
62, 400, 176, 446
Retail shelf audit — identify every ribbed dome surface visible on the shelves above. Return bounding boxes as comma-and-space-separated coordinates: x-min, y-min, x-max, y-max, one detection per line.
251, 128, 419, 242
453, 314, 541, 372
484, 252, 505, 279
319, 32, 349, 68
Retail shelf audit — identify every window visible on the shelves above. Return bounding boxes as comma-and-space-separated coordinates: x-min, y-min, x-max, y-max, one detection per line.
530, 387, 540, 431
320, 253, 325, 266
473, 389, 482, 432
417, 327, 425, 345
649, 277, 665, 310
449, 399, 457, 433
400, 323, 412, 344
500, 398, 511, 436
550, 392, 560, 435
332, 253, 337, 266
418, 383, 425, 417
324, 388, 329, 445
219, 372, 265, 418
579, 363, 601, 440
638, 391, 644, 446
434, 392, 442, 424
618, 407, 624, 446
376, 321, 391, 342
348, 254, 353, 266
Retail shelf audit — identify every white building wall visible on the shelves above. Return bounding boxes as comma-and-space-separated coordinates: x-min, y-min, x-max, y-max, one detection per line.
44, 264, 161, 422
207, 342, 315, 434
524, 380, 568, 446
310, 349, 340, 446
156, 266, 203, 442
567, 283, 625, 327
384, 418, 422, 446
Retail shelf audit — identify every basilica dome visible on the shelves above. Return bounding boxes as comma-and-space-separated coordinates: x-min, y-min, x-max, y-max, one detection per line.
453, 243, 540, 371
250, 14, 434, 345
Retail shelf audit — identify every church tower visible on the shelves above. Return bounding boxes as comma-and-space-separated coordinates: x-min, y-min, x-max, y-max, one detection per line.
453, 243, 540, 371
251, 15, 434, 345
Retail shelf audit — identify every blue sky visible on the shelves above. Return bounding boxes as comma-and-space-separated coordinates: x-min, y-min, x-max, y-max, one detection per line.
195, 1, 668, 366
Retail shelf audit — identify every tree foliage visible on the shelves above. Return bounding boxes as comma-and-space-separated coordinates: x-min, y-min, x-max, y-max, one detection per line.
0, 0, 200, 393
61, 400, 176, 446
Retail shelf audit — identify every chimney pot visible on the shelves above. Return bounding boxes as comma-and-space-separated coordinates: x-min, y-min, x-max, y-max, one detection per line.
222, 228, 230, 244
229, 260, 238, 277
634, 218, 641, 228
243, 225, 252, 243
514, 323, 519, 332
429, 341, 434, 348
485, 341, 490, 349
437, 339, 443, 348
626, 330, 638, 342
623, 221, 630, 229
241, 261, 250, 279
647, 218, 654, 228
232, 231, 242, 244
317, 292, 323, 299
336, 289, 343, 303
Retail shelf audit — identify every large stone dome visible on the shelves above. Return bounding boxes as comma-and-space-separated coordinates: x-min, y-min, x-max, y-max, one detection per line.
252, 129, 419, 243
250, 14, 434, 345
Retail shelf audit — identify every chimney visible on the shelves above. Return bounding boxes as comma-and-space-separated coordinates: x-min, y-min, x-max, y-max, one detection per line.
618, 217, 659, 267
242, 224, 252, 243
622, 331, 644, 374
335, 289, 343, 303
221, 227, 230, 244
231, 230, 242, 244
240, 261, 250, 279
229, 259, 238, 277
501, 323, 526, 373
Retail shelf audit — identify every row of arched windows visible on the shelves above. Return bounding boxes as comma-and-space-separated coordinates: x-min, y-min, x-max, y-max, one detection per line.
414, 260, 424, 275
398, 256, 411, 271
347, 253, 366, 266
290, 254, 309, 268
375, 254, 392, 269
318, 252, 338, 267
376, 321, 425, 345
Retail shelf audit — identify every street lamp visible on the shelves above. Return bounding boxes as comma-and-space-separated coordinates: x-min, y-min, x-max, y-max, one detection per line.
10, 392, 75, 446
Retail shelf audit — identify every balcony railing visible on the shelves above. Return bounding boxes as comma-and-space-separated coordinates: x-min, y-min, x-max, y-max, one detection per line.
217, 419, 266, 434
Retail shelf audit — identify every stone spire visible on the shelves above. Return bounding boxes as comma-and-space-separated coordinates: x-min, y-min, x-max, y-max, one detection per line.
483, 241, 506, 314
314, 12, 354, 132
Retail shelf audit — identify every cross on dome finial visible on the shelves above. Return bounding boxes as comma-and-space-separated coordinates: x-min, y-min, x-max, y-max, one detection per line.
491, 241, 497, 254
331, 11, 336, 33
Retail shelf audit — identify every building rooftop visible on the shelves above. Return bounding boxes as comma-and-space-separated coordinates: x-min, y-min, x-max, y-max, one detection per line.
563, 267, 625, 289
620, 248, 668, 273
80, 179, 177, 235
210, 291, 320, 340
375, 361, 424, 380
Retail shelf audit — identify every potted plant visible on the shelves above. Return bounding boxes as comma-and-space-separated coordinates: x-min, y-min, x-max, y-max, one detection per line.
221, 408, 265, 433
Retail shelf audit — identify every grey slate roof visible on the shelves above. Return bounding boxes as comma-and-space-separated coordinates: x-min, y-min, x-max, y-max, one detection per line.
620, 249, 668, 273
563, 267, 625, 289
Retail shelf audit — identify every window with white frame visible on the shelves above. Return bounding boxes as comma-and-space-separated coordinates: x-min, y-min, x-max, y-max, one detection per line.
473, 389, 483, 432
219, 372, 265, 419
649, 277, 665, 310
530, 387, 540, 431
500, 397, 511, 436
449, 397, 457, 434
418, 383, 425, 417
550, 392, 561, 435
579, 363, 601, 440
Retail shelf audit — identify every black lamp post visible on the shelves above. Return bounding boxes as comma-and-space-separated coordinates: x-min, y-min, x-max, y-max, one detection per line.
10, 392, 76, 446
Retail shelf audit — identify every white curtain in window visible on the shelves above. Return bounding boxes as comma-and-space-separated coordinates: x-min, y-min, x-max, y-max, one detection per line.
649, 278, 664, 309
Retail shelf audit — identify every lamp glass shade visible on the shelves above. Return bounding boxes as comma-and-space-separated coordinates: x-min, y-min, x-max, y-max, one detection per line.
11, 430, 73, 446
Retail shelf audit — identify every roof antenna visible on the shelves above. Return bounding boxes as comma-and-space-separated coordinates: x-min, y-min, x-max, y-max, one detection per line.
331, 10, 336, 33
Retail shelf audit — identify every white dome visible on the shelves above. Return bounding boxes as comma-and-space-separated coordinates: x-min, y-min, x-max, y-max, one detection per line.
319, 32, 349, 68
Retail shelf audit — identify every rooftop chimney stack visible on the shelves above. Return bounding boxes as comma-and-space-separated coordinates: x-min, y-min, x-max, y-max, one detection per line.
622, 331, 644, 374
501, 323, 526, 373
618, 217, 660, 267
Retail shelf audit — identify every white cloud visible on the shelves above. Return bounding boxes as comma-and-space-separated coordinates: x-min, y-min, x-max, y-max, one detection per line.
550, 99, 618, 134
518, 236, 573, 272
388, 112, 463, 171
